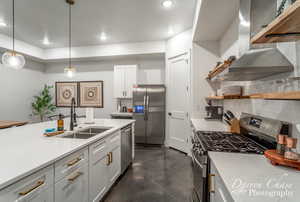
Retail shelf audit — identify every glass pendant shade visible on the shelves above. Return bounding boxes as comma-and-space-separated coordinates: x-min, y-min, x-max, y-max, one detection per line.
2, 51, 25, 70
64, 66, 76, 78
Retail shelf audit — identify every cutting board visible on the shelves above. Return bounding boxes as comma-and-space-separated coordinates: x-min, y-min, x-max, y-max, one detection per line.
0, 120, 28, 129
265, 150, 300, 171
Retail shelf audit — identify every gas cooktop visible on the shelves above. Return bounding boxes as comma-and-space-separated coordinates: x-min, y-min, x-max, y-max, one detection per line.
196, 131, 266, 154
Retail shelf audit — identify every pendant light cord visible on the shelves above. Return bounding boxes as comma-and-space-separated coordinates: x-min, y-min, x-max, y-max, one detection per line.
69, 3, 72, 68
12, 0, 15, 52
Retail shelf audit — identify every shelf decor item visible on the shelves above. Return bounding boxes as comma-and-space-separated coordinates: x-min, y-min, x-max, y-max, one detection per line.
277, 0, 297, 17
55, 82, 78, 107
32, 85, 56, 122
2, 0, 25, 70
79, 81, 104, 108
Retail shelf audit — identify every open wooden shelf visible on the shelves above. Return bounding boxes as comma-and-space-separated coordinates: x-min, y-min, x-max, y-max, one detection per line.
251, 1, 300, 44
206, 59, 235, 80
259, 91, 300, 100
206, 95, 250, 100
206, 91, 300, 101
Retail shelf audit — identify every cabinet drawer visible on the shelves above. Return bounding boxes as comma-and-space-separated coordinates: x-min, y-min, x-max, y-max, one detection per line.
55, 163, 88, 202
0, 165, 54, 202
89, 139, 108, 165
55, 148, 88, 182
108, 131, 121, 150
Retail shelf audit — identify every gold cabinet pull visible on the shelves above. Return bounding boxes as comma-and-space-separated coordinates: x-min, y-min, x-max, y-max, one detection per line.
68, 172, 83, 182
19, 180, 45, 196
67, 157, 81, 167
106, 154, 110, 166
208, 174, 215, 193
109, 152, 113, 164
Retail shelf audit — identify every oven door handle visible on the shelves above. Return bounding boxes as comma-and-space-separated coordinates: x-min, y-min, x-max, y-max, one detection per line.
192, 152, 207, 178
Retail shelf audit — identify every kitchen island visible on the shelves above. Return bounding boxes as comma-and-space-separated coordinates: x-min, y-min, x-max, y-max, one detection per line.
0, 118, 135, 202
209, 152, 300, 202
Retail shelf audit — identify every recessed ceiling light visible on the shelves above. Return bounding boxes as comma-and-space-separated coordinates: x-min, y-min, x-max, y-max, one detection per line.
168, 27, 174, 36
0, 21, 7, 27
162, 0, 173, 8
43, 37, 51, 45
100, 32, 107, 41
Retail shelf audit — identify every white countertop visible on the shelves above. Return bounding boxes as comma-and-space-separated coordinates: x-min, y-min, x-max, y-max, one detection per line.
111, 112, 133, 117
190, 118, 227, 132
0, 118, 135, 190
209, 152, 300, 202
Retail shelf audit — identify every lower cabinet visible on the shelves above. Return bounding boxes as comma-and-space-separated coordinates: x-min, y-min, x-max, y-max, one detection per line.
89, 131, 121, 202
55, 163, 89, 202
0, 166, 54, 202
89, 139, 109, 202
209, 162, 234, 202
0, 129, 124, 202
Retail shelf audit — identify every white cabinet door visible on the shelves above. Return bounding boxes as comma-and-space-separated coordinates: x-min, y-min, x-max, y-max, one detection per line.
210, 162, 234, 202
114, 65, 137, 98
108, 145, 121, 187
114, 66, 126, 98
89, 139, 109, 202
124, 65, 137, 98
55, 163, 89, 202
0, 166, 54, 202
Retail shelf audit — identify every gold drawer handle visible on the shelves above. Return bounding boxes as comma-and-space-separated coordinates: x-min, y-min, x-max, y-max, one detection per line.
67, 157, 81, 167
68, 172, 83, 182
209, 174, 215, 193
19, 180, 45, 196
109, 152, 113, 164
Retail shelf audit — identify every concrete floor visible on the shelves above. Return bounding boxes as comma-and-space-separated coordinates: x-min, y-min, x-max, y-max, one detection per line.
103, 147, 193, 202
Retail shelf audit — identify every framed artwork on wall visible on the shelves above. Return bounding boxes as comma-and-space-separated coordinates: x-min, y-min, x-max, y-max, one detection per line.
55, 82, 79, 107
79, 81, 104, 108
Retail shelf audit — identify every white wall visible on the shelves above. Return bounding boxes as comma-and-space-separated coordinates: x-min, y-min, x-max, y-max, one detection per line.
0, 59, 46, 121
191, 42, 220, 118
45, 58, 165, 118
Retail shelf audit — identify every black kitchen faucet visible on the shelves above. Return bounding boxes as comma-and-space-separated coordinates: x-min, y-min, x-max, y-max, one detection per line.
70, 97, 77, 131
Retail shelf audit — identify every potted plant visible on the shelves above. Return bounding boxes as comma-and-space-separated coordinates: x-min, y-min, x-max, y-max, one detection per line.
32, 85, 56, 122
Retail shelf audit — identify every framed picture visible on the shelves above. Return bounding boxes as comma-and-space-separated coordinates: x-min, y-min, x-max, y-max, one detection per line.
79, 81, 104, 108
55, 82, 79, 107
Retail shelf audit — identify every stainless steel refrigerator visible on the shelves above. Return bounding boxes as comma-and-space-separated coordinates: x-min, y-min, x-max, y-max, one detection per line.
133, 85, 165, 145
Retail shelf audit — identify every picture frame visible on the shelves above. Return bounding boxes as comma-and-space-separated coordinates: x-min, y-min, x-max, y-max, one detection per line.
79, 81, 104, 108
55, 82, 79, 107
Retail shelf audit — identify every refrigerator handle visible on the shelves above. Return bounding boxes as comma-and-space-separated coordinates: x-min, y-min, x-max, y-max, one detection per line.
143, 95, 147, 121
146, 95, 150, 121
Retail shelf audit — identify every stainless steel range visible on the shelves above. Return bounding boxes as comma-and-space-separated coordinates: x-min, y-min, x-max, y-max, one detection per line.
191, 113, 291, 202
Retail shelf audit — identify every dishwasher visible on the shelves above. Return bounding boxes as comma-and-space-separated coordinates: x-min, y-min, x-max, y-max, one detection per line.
121, 125, 133, 174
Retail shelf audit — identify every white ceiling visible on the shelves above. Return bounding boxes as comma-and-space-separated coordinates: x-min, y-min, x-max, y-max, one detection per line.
193, 0, 239, 42
0, 0, 196, 49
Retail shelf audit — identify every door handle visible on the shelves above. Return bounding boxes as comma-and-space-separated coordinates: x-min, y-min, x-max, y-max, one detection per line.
168, 112, 172, 116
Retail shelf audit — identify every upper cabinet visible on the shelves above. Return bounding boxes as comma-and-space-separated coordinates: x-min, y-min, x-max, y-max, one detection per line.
251, 1, 300, 44
114, 65, 138, 99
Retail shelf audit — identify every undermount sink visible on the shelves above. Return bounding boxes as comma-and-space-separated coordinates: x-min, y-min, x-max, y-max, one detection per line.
60, 127, 112, 139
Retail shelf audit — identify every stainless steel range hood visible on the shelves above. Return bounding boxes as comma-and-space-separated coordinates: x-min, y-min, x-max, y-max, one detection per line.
222, 0, 294, 81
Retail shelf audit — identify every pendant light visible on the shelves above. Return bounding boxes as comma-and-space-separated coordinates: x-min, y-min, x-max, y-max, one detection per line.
64, 0, 76, 78
2, 0, 25, 70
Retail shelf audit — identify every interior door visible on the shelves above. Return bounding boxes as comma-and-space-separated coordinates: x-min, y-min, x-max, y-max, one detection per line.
168, 54, 190, 153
